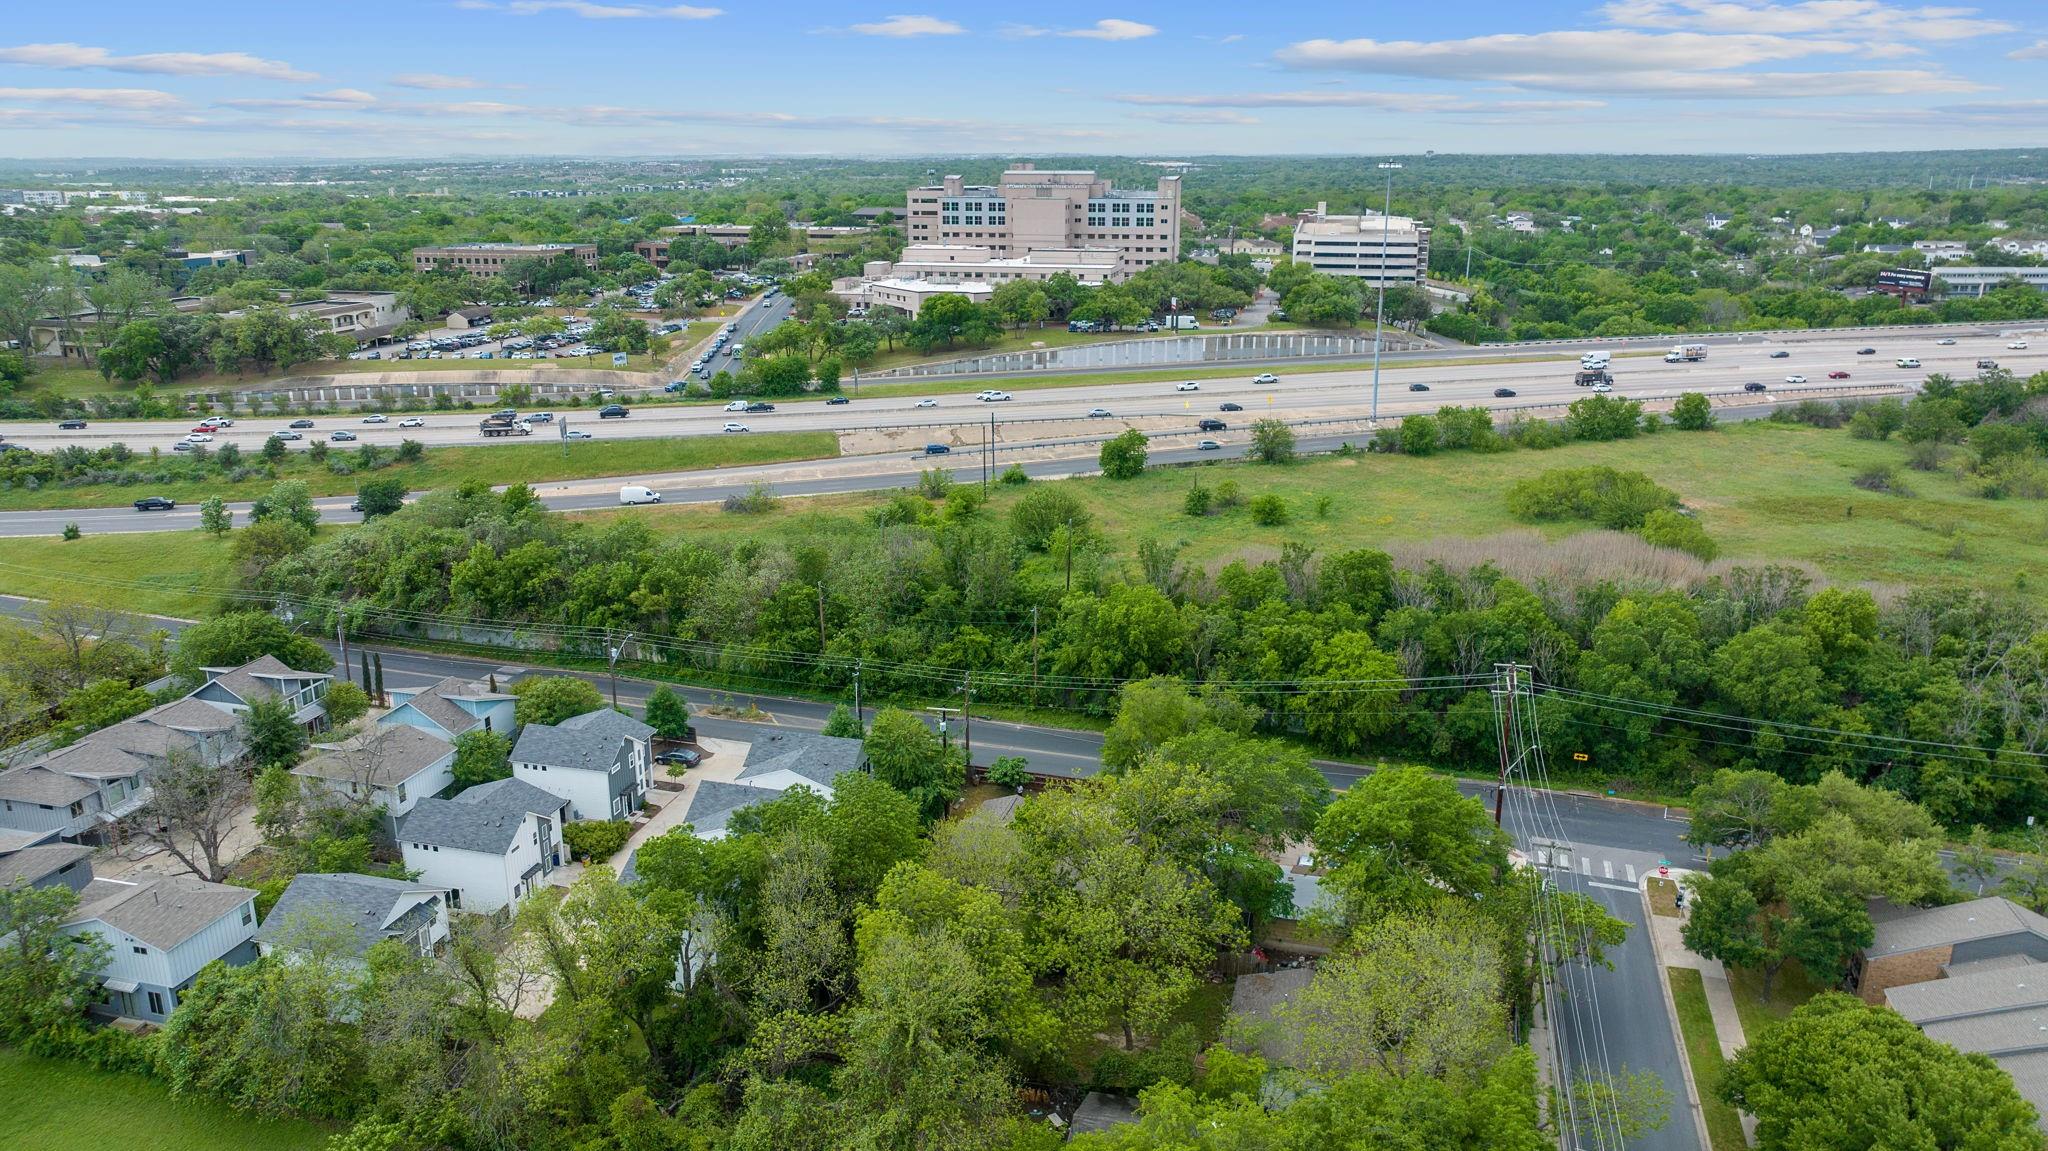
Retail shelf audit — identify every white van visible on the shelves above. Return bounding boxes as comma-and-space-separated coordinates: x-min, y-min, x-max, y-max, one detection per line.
726, 400, 750, 412
619, 485, 662, 506
1896, 357, 1921, 369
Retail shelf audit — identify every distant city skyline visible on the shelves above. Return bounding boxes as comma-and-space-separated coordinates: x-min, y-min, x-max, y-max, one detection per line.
1, 0, 2044, 158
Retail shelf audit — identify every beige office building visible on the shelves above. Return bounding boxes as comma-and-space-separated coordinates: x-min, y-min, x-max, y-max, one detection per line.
904, 165, 1180, 277
411, 243, 599, 278
874, 244, 1122, 286
1290, 206, 1430, 288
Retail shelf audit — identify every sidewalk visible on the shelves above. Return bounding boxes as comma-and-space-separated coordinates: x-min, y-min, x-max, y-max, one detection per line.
1647, 869, 1758, 1146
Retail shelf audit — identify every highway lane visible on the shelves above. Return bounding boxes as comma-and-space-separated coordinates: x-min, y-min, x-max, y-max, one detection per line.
4, 327, 2038, 456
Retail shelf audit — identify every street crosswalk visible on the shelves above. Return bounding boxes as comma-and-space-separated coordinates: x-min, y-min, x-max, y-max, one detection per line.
1529, 846, 1648, 887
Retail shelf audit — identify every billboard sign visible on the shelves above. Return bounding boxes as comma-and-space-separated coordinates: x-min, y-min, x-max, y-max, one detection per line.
1877, 268, 1933, 293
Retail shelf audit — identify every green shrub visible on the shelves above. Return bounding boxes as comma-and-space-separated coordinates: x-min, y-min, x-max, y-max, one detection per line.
61, 522, 80, 540
1010, 485, 1091, 550
1852, 465, 1911, 495
1399, 414, 1440, 455
1506, 466, 1679, 530
1639, 508, 1719, 560
1248, 493, 1290, 526
1183, 483, 1212, 517
562, 819, 632, 862
1670, 391, 1716, 431
1213, 479, 1243, 510
986, 755, 1031, 788
998, 463, 1029, 485
1099, 428, 1149, 479
916, 467, 953, 499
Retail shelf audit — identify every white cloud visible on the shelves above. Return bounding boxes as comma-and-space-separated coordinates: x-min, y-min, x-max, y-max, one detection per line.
390, 72, 487, 89
1599, 0, 2012, 40
1114, 90, 1610, 114
0, 86, 182, 110
1060, 19, 1158, 40
0, 42, 314, 81
849, 14, 965, 36
461, 1, 722, 17
2011, 40, 2048, 60
1216, 34, 1245, 44
1136, 109, 1260, 125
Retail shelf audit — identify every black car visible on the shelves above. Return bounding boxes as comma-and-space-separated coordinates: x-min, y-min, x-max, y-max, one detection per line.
133, 496, 177, 511
58, 419, 86, 430
1857, 347, 1877, 355
1769, 350, 1790, 359
924, 443, 951, 455
1198, 418, 1227, 432
1493, 388, 1517, 398
289, 418, 315, 429
1743, 381, 1768, 392
1408, 383, 1431, 392
745, 402, 775, 413
825, 396, 850, 405
598, 404, 629, 418
655, 748, 702, 769
1219, 402, 1243, 412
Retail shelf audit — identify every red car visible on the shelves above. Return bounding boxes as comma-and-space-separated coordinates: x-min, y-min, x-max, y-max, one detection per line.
1828, 370, 1851, 379
190, 425, 216, 433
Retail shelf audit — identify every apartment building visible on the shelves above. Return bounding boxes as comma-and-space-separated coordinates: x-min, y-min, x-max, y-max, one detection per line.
903, 165, 1181, 277
1290, 204, 1431, 288
411, 242, 599, 278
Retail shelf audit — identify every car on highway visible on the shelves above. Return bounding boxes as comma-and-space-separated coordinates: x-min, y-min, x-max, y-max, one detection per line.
619, 485, 662, 506
1896, 357, 1922, 368
725, 400, 750, 412
172, 441, 194, 452
914, 398, 938, 408
599, 405, 629, 419
273, 430, 302, 441
399, 417, 425, 428
1785, 374, 1808, 384
721, 422, 749, 433
923, 443, 951, 455
1219, 402, 1243, 412
1744, 381, 1768, 392
745, 402, 775, 413
1591, 382, 1614, 393
2011, 340, 2031, 350
1252, 373, 1279, 384
1936, 338, 1957, 345
1769, 350, 1790, 359
198, 416, 234, 428
184, 432, 214, 443
826, 396, 850, 405
1197, 439, 1222, 451
289, 418, 315, 429
133, 496, 177, 511
330, 430, 358, 442
527, 412, 553, 423
189, 425, 218, 434
1198, 418, 1227, 432
1176, 381, 1200, 392
1408, 383, 1431, 392
1089, 407, 1113, 418
58, 419, 86, 430
976, 390, 1012, 402
1858, 347, 1877, 355
362, 413, 387, 424
1493, 388, 1517, 398
566, 429, 593, 440
1979, 359, 2000, 370
1828, 371, 1851, 379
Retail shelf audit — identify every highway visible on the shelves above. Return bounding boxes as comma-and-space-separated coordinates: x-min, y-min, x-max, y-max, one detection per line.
2, 327, 2038, 458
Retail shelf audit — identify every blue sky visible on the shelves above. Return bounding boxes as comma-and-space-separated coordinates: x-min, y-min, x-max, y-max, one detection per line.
1, 0, 2043, 158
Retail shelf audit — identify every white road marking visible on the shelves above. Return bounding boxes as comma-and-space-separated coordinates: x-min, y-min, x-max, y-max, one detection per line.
1589, 881, 1637, 894
1625, 864, 1638, 882
1604, 859, 1615, 879
1581, 857, 1592, 876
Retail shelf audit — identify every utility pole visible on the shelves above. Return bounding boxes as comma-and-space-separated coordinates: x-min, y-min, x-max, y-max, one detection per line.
1030, 606, 1039, 706
1492, 663, 1515, 828
988, 411, 996, 491
816, 584, 827, 652
853, 659, 863, 728
336, 619, 349, 680
1063, 519, 1075, 591
607, 631, 634, 710
961, 672, 972, 765
1370, 160, 1402, 424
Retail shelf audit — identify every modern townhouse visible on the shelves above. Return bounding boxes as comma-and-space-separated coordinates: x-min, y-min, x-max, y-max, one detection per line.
511, 707, 653, 823
676, 730, 864, 841
397, 777, 569, 914
61, 864, 260, 1023
254, 872, 450, 961
0, 842, 95, 893
292, 724, 456, 823
380, 676, 518, 742
187, 654, 332, 730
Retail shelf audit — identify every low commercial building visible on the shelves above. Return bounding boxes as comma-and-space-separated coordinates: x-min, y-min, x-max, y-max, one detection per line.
872, 243, 1122, 286
838, 277, 991, 318
1854, 896, 2048, 1003
1290, 204, 1431, 288
1933, 267, 2048, 297
411, 242, 599, 279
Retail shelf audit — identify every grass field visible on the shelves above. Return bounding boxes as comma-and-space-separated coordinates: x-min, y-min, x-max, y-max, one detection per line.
0, 531, 241, 618
0, 431, 840, 511
0, 1048, 330, 1151
1666, 968, 1749, 1151
591, 421, 2048, 603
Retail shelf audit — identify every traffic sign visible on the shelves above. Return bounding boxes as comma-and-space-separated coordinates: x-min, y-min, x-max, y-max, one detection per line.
1572, 752, 1589, 762
612, 352, 628, 367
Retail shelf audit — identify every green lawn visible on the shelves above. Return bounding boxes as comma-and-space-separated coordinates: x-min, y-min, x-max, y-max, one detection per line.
1667, 967, 1749, 1151
0, 1048, 330, 1151
860, 325, 1188, 373
0, 431, 840, 511
0, 531, 241, 618
596, 421, 2048, 605
1726, 958, 1827, 1044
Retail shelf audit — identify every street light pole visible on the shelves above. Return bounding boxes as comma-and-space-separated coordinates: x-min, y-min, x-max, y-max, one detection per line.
607, 631, 634, 709
1370, 160, 1402, 424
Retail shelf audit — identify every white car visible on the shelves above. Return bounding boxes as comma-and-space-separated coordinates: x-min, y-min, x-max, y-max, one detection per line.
1785, 374, 1807, 384
1252, 373, 1279, 384
1936, 338, 1957, 345
183, 432, 214, 443
2010, 340, 2030, 350
915, 398, 938, 408
1591, 383, 1614, 393
362, 413, 388, 424
398, 417, 425, 428
726, 400, 750, 412
977, 390, 1012, 402
1197, 439, 1222, 451
565, 429, 592, 440
1089, 407, 1113, 418
198, 416, 234, 428
1897, 357, 1922, 368
1176, 381, 1201, 392
722, 422, 750, 433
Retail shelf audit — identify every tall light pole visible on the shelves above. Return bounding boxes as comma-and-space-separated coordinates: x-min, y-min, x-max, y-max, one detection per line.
1369, 160, 1402, 424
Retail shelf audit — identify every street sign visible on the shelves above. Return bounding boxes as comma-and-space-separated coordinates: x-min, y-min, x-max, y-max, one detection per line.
612, 352, 628, 367
1659, 865, 1670, 878
1572, 752, 1589, 762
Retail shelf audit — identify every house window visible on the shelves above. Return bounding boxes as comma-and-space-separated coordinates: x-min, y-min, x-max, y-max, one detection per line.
132, 945, 148, 955
449, 889, 462, 909
69, 801, 85, 817
398, 783, 408, 802
147, 991, 164, 1016
241, 907, 254, 926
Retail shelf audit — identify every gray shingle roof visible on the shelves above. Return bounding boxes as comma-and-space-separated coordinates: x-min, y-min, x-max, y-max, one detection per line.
1868, 897, 2048, 959
138, 697, 241, 733
77, 720, 195, 762
1890, 965, 2048, 1026
33, 739, 154, 780
296, 725, 453, 789
681, 780, 786, 836
0, 765, 97, 805
559, 707, 654, 743
513, 722, 625, 773
387, 677, 503, 737
0, 843, 93, 889
69, 874, 255, 950
0, 828, 59, 854
398, 777, 566, 855
254, 872, 444, 958
202, 654, 328, 705
737, 730, 864, 791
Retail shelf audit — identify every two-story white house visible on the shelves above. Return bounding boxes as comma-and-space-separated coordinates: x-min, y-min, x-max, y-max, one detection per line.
397, 777, 568, 914
511, 708, 654, 823
380, 676, 517, 741
253, 872, 450, 962
292, 724, 456, 825
187, 655, 332, 730
62, 866, 260, 1023
675, 730, 865, 841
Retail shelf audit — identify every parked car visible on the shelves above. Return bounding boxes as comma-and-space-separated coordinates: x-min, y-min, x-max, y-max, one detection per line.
1409, 383, 1431, 392
1197, 439, 1222, 451
1219, 402, 1243, 412
133, 496, 177, 511
1743, 381, 1768, 392
362, 413, 388, 423
825, 396, 850, 405
1252, 373, 1279, 384
289, 418, 316, 429
1493, 388, 1517, 398
924, 443, 951, 455
399, 417, 425, 428
599, 404, 629, 418
656, 748, 702, 769
57, 419, 86, 430
1785, 374, 1807, 384
330, 430, 358, 441
1769, 350, 1790, 359
1198, 418, 1227, 432
722, 422, 750, 433
914, 398, 938, 408
1089, 407, 1113, 418
1176, 381, 1201, 392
